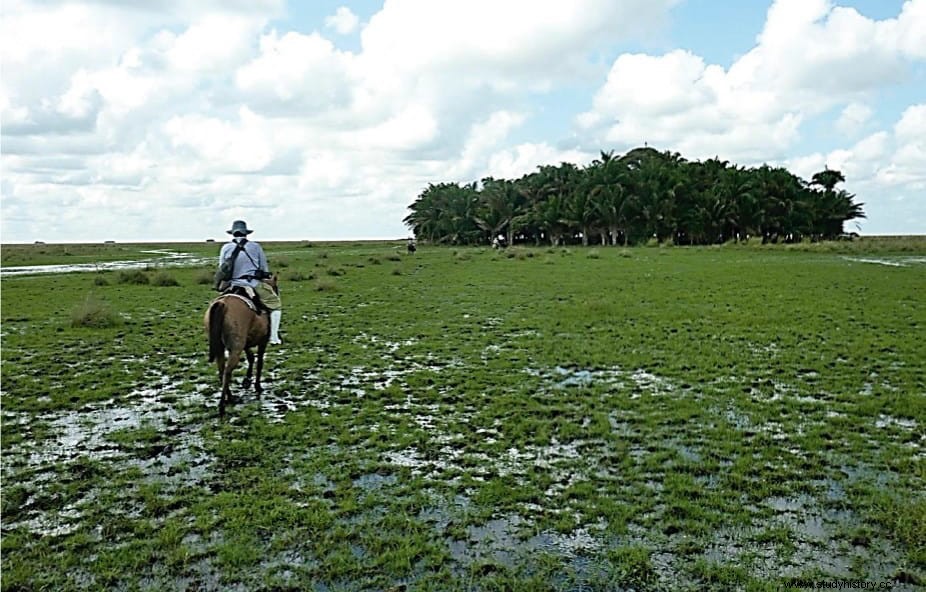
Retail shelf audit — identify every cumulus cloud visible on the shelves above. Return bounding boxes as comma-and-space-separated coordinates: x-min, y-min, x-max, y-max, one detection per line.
578, 0, 926, 161
486, 143, 592, 180
325, 7, 359, 35
784, 104, 925, 233
836, 102, 874, 136
235, 31, 355, 116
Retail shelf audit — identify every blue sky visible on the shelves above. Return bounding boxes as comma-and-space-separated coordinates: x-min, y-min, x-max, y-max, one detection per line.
2, 0, 924, 241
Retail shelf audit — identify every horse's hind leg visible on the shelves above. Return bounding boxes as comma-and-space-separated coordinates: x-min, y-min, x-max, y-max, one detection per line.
242, 349, 254, 389
215, 351, 226, 385
222, 349, 242, 405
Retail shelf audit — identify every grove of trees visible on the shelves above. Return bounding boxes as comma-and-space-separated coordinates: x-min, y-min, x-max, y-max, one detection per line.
404, 147, 865, 246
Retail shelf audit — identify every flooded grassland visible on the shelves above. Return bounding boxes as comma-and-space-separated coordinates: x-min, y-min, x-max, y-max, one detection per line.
1, 241, 924, 590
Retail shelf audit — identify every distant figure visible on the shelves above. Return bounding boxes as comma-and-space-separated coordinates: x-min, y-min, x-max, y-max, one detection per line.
407, 238, 417, 254
492, 234, 507, 249
218, 220, 283, 345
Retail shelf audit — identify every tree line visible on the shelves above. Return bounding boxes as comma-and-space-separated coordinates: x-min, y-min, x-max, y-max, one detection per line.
404, 147, 865, 246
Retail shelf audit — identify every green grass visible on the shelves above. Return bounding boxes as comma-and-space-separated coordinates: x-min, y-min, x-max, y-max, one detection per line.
1, 238, 924, 590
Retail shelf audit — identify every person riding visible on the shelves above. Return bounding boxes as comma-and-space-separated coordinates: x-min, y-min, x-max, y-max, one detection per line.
219, 220, 283, 345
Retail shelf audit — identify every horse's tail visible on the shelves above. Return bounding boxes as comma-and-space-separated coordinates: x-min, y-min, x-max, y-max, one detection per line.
208, 301, 225, 362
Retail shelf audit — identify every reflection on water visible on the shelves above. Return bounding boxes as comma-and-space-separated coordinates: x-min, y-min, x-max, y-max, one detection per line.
1, 249, 210, 276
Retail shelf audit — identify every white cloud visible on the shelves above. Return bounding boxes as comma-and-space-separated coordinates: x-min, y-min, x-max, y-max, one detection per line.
784, 105, 925, 233
880, 104, 926, 188
836, 102, 874, 136
447, 111, 527, 179
358, 0, 677, 90
578, 0, 926, 162
165, 14, 261, 73
486, 143, 592, 180
894, 103, 926, 141
325, 7, 359, 35
164, 107, 276, 173
235, 31, 355, 115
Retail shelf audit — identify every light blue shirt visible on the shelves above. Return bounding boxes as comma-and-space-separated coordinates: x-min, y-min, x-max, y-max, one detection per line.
218, 238, 269, 289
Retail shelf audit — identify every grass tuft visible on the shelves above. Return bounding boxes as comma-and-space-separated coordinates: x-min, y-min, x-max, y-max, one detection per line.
315, 278, 338, 291
118, 269, 149, 285
71, 293, 121, 328
194, 269, 213, 285
151, 272, 180, 286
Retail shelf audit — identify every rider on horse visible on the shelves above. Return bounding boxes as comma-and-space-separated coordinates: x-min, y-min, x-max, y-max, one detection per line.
219, 220, 283, 344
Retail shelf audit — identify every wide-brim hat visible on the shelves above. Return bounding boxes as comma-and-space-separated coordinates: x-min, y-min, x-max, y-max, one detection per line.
227, 220, 254, 235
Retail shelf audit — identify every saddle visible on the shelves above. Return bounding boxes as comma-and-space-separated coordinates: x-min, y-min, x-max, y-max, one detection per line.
220, 286, 268, 314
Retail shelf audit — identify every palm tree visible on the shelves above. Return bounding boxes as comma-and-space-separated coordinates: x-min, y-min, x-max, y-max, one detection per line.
475, 177, 522, 246
404, 146, 866, 246
588, 151, 630, 245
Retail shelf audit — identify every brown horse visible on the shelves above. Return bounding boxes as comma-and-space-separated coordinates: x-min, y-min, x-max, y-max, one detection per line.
204, 278, 276, 415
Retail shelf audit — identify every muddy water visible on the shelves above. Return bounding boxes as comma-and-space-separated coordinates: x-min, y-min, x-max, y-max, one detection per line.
843, 256, 926, 267
1, 249, 210, 276
1, 376, 213, 537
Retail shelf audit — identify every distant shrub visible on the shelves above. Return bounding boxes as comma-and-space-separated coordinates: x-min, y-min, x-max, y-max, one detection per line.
118, 269, 149, 285
386, 254, 402, 262
71, 294, 120, 328
645, 237, 660, 247
391, 267, 402, 276
326, 267, 344, 276
194, 269, 213, 285
93, 275, 109, 286
619, 249, 632, 258
368, 257, 382, 265
319, 251, 329, 259
505, 251, 516, 259
315, 278, 337, 291
587, 249, 601, 259
287, 270, 312, 282
273, 258, 290, 268
151, 272, 180, 286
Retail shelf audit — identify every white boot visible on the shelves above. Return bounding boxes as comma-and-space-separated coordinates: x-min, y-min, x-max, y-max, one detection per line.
269, 310, 282, 345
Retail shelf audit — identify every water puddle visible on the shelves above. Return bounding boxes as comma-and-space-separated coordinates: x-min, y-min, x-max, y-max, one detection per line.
1, 249, 210, 276
442, 512, 605, 571
874, 414, 918, 430
528, 366, 674, 397
843, 256, 926, 268
2, 377, 212, 537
